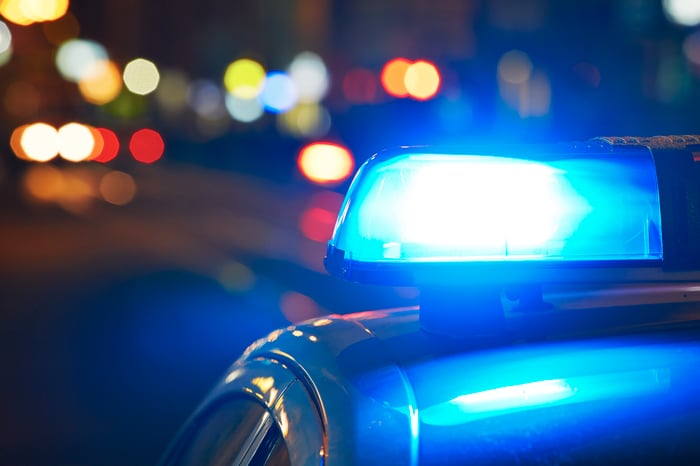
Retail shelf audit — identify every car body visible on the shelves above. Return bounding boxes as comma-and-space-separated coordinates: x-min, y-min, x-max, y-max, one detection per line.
161, 136, 700, 465
160, 283, 700, 465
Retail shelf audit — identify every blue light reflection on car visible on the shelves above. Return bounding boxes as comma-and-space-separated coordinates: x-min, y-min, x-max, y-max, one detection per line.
375, 333, 700, 464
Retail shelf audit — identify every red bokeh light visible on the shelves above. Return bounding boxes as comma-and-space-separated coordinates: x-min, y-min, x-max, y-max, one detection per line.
93, 127, 119, 163
299, 206, 337, 243
129, 128, 164, 164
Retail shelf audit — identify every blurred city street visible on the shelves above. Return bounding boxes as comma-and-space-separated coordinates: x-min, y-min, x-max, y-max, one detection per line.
2, 0, 700, 464
0, 162, 414, 465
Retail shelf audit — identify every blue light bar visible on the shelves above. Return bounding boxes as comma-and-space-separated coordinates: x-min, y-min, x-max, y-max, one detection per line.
326, 143, 665, 285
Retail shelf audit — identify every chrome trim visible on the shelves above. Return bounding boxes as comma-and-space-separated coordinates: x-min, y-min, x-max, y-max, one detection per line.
231, 410, 274, 466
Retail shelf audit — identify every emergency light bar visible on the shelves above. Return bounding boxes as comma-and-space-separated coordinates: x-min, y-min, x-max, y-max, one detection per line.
325, 137, 700, 286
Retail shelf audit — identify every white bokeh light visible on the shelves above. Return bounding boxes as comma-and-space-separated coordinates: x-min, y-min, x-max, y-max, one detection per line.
21, 123, 59, 162
663, 0, 700, 27
288, 51, 329, 103
225, 94, 264, 123
56, 39, 108, 82
58, 123, 95, 162
123, 58, 160, 95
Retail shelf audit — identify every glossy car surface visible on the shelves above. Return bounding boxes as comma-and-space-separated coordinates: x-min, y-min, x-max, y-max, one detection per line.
161, 284, 700, 465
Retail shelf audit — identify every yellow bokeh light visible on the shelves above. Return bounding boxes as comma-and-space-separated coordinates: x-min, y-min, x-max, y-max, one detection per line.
21, 122, 58, 162
123, 58, 160, 95
22, 164, 65, 201
278, 103, 331, 138
404, 60, 441, 100
78, 60, 122, 104
223, 58, 266, 99
0, 0, 34, 25
22, 0, 69, 22
57, 122, 95, 162
99, 170, 136, 206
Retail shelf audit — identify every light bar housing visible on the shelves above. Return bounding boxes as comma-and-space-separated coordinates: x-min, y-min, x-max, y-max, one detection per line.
325, 137, 700, 286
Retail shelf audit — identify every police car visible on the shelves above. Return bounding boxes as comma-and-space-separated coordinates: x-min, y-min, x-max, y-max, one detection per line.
160, 135, 700, 465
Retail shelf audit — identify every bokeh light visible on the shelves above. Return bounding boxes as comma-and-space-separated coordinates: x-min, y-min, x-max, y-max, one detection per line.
57, 122, 95, 162
498, 50, 533, 84
123, 58, 160, 95
21, 122, 58, 162
218, 261, 256, 293
22, 164, 65, 201
55, 167, 97, 214
279, 291, 320, 323
78, 60, 122, 104
24, 0, 69, 22
288, 51, 329, 103
187, 79, 226, 118
381, 57, 412, 97
0, 21, 11, 54
259, 72, 298, 113
278, 103, 331, 138
0, 0, 34, 25
297, 142, 354, 184
663, 0, 700, 26
99, 171, 136, 205
0, 42, 11, 67
404, 60, 441, 100
93, 128, 120, 163
683, 30, 700, 69
10, 124, 30, 160
155, 69, 189, 115
299, 206, 337, 243
55, 39, 108, 82
42, 11, 79, 45
223, 58, 266, 99
129, 128, 164, 164
342, 68, 378, 103
225, 93, 264, 123
86, 126, 104, 161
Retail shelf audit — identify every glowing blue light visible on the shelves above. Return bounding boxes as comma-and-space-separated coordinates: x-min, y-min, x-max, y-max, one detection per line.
259, 72, 297, 113
329, 149, 662, 264
449, 379, 575, 413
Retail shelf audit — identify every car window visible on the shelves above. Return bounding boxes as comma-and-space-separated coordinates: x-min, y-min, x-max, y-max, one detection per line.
171, 397, 290, 466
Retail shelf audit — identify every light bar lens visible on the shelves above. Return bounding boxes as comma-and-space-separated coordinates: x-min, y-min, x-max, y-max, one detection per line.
330, 149, 662, 264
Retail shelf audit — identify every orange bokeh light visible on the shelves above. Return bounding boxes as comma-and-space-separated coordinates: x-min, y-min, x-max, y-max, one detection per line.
93, 127, 120, 163
86, 126, 105, 160
297, 142, 354, 185
78, 60, 123, 105
380, 58, 412, 98
129, 128, 164, 164
10, 124, 30, 160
